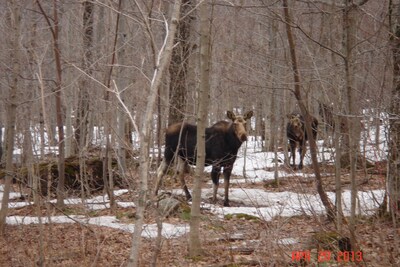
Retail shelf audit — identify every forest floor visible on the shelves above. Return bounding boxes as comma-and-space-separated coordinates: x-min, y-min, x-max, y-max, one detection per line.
0, 163, 398, 267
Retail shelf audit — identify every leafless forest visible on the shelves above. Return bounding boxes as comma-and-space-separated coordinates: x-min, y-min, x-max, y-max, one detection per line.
0, 0, 400, 266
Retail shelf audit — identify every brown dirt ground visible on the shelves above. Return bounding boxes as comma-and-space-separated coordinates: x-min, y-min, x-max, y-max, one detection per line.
1, 163, 398, 267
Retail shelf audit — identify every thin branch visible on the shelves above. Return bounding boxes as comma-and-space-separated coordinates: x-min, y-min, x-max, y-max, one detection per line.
35, 0, 55, 40
133, 0, 158, 66
112, 80, 140, 135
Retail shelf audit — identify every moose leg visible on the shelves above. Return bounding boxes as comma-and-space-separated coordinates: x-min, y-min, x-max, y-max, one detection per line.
222, 166, 233, 207
289, 141, 296, 167
154, 159, 168, 196
299, 140, 306, 169
177, 158, 192, 201
211, 166, 221, 204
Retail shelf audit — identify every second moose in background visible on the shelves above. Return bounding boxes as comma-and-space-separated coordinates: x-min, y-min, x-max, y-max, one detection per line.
286, 113, 318, 170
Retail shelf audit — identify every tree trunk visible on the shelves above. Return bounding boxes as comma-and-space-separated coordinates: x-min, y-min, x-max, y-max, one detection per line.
189, 0, 211, 257
0, 122, 3, 163
103, 0, 125, 211
65, 104, 73, 158
51, 1, 67, 209
388, 0, 400, 225
282, 0, 335, 221
126, 1, 182, 266
37, 70, 51, 158
75, 0, 94, 154
167, 0, 192, 124
0, 1, 20, 234
36, 0, 67, 209
334, 113, 344, 231
116, 0, 130, 177
342, 0, 363, 250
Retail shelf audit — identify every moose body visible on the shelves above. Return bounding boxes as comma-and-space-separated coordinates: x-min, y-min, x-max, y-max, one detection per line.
286, 113, 318, 169
155, 110, 253, 206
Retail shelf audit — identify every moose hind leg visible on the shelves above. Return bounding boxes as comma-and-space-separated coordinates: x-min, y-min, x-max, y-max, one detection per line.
211, 166, 221, 204
177, 158, 192, 201
154, 159, 168, 196
289, 141, 296, 167
223, 166, 233, 207
298, 141, 306, 169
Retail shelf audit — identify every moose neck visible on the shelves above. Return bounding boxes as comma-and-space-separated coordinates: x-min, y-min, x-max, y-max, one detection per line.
228, 123, 245, 149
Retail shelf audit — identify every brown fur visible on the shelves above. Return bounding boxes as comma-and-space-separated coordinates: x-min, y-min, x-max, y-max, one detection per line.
166, 122, 184, 135
286, 113, 318, 169
155, 110, 254, 206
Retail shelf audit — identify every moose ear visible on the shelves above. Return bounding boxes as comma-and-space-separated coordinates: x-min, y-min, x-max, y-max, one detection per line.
244, 111, 253, 120
227, 111, 236, 120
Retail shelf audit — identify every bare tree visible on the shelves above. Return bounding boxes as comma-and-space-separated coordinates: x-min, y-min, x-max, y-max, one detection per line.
0, 1, 20, 234
342, 0, 363, 250
127, 1, 182, 266
36, 0, 66, 208
103, 0, 124, 211
189, 0, 211, 257
75, 0, 94, 155
115, 0, 131, 177
168, 0, 193, 124
388, 0, 400, 225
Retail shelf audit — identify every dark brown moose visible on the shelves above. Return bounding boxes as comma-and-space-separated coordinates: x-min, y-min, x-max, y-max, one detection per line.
286, 113, 318, 170
155, 110, 254, 207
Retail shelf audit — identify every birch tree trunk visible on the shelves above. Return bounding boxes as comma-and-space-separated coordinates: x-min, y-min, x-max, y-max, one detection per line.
189, 0, 211, 257
0, 1, 20, 234
127, 1, 182, 265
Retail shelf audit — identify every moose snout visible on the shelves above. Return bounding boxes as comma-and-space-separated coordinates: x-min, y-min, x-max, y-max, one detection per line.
239, 134, 248, 142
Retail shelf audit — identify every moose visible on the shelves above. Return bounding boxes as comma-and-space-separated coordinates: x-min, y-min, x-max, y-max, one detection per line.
155, 110, 254, 207
286, 112, 318, 169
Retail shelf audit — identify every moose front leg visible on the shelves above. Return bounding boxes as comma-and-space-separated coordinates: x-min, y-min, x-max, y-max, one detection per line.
299, 140, 307, 170
289, 140, 296, 167
222, 166, 233, 207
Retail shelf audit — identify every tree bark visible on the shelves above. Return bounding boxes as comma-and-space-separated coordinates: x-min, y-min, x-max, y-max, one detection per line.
0, 1, 20, 234
0, 122, 3, 163
388, 0, 400, 225
75, 0, 94, 154
103, 0, 125, 211
189, 0, 211, 257
36, 0, 67, 209
342, 0, 361, 249
168, 0, 193, 124
115, 0, 131, 177
52, 1, 67, 209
